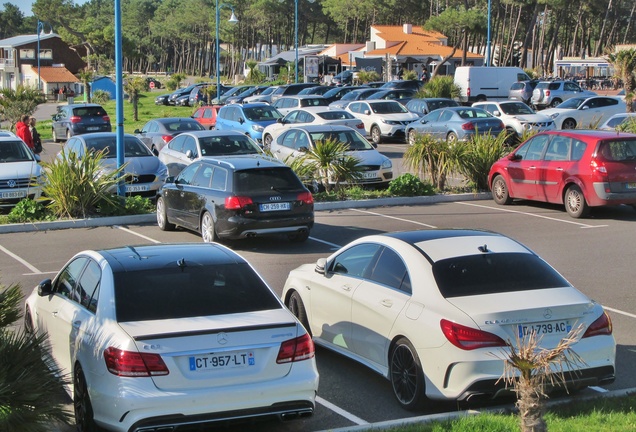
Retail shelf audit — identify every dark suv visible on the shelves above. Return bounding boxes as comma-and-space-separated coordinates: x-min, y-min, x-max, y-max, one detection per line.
51, 103, 111, 142
157, 155, 314, 243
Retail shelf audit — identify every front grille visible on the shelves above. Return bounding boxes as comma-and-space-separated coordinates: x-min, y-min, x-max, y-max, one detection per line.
359, 165, 381, 172
0, 176, 37, 188
123, 174, 156, 184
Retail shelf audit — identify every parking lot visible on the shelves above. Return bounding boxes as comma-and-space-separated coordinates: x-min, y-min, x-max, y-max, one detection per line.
2, 196, 636, 431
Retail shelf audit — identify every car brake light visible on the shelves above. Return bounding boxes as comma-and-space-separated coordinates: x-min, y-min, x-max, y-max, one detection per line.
461, 122, 476, 131
583, 311, 613, 338
297, 191, 314, 205
70, 115, 82, 123
545, 90, 551, 97
590, 156, 609, 185
276, 333, 315, 363
356, 123, 365, 129
103, 115, 110, 122
440, 319, 506, 350
225, 196, 253, 210
161, 135, 174, 144
104, 347, 169, 377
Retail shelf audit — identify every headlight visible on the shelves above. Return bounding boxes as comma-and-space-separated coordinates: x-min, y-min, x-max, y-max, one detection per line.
381, 119, 400, 125
381, 158, 392, 169
549, 113, 560, 119
252, 124, 264, 132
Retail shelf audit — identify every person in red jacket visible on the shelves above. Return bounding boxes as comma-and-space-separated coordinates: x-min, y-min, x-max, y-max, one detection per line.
16, 114, 34, 150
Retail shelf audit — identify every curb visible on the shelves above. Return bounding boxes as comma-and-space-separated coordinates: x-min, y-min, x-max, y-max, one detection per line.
0, 193, 492, 234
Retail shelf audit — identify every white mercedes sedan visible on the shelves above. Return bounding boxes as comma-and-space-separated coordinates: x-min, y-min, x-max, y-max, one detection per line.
25, 243, 318, 432
282, 229, 615, 410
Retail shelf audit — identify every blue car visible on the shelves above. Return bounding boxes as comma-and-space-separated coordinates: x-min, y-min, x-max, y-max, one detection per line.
215, 103, 283, 145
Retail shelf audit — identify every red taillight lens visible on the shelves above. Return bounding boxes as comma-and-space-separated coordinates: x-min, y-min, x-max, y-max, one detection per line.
297, 191, 314, 205
161, 135, 174, 144
440, 319, 506, 350
70, 115, 82, 123
103, 347, 169, 377
225, 196, 253, 210
583, 311, 613, 338
461, 122, 476, 131
467, 87, 471, 97
276, 333, 315, 364
103, 115, 110, 122
356, 123, 365, 129
545, 90, 551, 97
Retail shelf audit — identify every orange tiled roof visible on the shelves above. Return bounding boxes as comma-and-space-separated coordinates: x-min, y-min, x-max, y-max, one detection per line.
373, 25, 445, 44
367, 42, 482, 59
33, 66, 78, 83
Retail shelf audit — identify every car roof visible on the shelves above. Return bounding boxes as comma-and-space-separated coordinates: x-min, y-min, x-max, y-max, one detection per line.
532, 130, 636, 139
155, 117, 200, 123
0, 136, 25, 142
293, 106, 345, 114
228, 103, 271, 109
193, 154, 287, 170
286, 124, 359, 133
72, 132, 137, 140
278, 95, 326, 100
180, 130, 253, 138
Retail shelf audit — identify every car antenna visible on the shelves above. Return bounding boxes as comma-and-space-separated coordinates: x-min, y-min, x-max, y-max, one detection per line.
478, 244, 489, 253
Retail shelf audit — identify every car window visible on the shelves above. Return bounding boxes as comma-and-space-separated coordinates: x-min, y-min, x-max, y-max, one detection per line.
516, 134, 549, 161
598, 139, 636, 162
77, 259, 101, 312
371, 102, 407, 114
199, 135, 260, 156
211, 167, 227, 190
433, 253, 570, 298
330, 243, 382, 278
114, 262, 282, 322
439, 110, 454, 122
571, 139, 587, 161
54, 257, 88, 299
175, 163, 198, 185
423, 110, 443, 122
192, 165, 213, 188
318, 111, 354, 120
544, 136, 571, 161
365, 247, 411, 294
168, 134, 187, 152
183, 136, 198, 157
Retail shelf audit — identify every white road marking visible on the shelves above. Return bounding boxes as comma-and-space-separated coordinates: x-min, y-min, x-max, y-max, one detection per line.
0, 244, 41, 273
114, 225, 162, 243
316, 396, 369, 425
589, 386, 609, 393
604, 306, 636, 319
350, 209, 437, 228
455, 202, 607, 228
309, 236, 342, 249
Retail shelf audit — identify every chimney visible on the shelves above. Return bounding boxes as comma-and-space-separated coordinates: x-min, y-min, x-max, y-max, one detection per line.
403, 24, 412, 34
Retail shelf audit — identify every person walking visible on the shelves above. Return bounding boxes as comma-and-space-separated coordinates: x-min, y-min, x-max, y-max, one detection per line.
16, 114, 34, 151
29, 116, 43, 161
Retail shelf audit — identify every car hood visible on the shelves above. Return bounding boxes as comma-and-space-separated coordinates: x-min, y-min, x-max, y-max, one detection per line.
1, 160, 42, 178
371, 113, 420, 121
540, 107, 577, 116
101, 156, 165, 175
345, 149, 389, 165
509, 113, 552, 122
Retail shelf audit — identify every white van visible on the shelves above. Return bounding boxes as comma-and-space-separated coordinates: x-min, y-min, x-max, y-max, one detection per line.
454, 66, 530, 104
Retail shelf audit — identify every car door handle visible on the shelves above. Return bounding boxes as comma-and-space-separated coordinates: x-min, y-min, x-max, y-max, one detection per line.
528, 166, 536, 170
381, 299, 393, 308
556, 167, 564, 171
341, 285, 353, 292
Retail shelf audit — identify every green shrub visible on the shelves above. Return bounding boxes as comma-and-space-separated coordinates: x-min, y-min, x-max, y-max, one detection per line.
6, 199, 54, 223
417, 75, 460, 99
403, 134, 453, 190
97, 195, 155, 216
449, 132, 510, 191
388, 173, 435, 196
92, 89, 111, 104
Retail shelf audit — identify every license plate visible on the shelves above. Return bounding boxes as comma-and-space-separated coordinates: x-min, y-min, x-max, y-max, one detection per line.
125, 185, 150, 192
260, 202, 290, 212
626, 182, 636, 190
362, 171, 378, 179
518, 321, 571, 338
0, 191, 26, 199
189, 351, 255, 371
86, 126, 100, 131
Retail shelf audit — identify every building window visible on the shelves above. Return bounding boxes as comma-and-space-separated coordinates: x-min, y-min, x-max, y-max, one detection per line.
20, 49, 35, 59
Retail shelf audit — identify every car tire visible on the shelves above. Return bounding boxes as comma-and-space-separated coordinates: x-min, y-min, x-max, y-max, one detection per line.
74, 366, 99, 432
52, 128, 60, 143
288, 230, 310, 243
24, 308, 34, 334
264, 134, 273, 149
156, 197, 175, 231
390, 338, 425, 411
561, 118, 577, 129
371, 125, 382, 145
492, 175, 513, 205
66, 129, 72, 141
288, 291, 311, 334
505, 127, 518, 145
201, 211, 218, 243
446, 132, 458, 144
407, 129, 418, 145
565, 185, 589, 218
550, 99, 562, 108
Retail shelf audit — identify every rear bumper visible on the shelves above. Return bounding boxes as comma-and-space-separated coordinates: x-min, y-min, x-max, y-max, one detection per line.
218, 213, 315, 240
590, 183, 636, 206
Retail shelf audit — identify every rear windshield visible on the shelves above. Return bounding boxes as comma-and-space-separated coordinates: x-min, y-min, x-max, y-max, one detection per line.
199, 135, 261, 156
235, 168, 303, 193
433, 253, 570, 298
86, 136, 153, 158
510, 82, 524, 90
73, 106, 107, 117
598, 139, 636, 162
114, 262, 281, 322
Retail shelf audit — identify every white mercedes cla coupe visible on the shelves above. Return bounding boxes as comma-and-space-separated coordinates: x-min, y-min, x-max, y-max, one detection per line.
25, 243, 318, 432
282, 230, 615, 410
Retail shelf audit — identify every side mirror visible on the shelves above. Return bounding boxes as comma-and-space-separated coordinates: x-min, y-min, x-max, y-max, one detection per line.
238, 117, 245, 124
37, 279, 53, 296
134, 129, 141, 134
581, 106, 589, 110
165, 176, 175, 184
298, 146, 309, 152
277, 118, 284, 124
364, 109, 371, 115
315, 258, 327, 274
493, 110, 501, 117
152, 148, 159, 156
508, 153, 522, 161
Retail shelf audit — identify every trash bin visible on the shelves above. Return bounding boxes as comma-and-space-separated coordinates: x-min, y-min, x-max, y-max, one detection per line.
67, 97, 74, 104
57, 94, 63, 102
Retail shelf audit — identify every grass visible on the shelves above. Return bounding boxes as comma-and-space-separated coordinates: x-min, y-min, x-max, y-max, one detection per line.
380, 393, 636, 432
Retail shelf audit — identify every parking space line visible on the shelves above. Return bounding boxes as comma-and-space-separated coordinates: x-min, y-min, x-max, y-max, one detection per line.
589, 386, 609, 393
0, 244, 41, 273
309, 236, 342, 249
604, 306, 636, 319
455, 202, 607, 228
114, 225, 162, 243
350, 209, 437, 228
316, 396, 369, 425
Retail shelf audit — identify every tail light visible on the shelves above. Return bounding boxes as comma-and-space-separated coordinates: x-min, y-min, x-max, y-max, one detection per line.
467, 87, 471, 98
590, 156, 609, 184
70, 116, 82, 123
225, 196, 253, 210
103, 115, 111, 122
161, 135, 174, 144
297, 191, 314, 205
583, 311, 613, 338
441, 319, 506, 350
545, 90, 551, 97
276, 333, 315, 363
104, 347, 169, 377
461, 122, 476, 131
356, 123, 365, 129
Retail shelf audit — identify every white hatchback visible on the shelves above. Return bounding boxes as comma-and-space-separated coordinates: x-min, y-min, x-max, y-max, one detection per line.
472, 100, 555, 141
282, 230, 615, 409
345, 100, 419, 144
25, 243, 319, 432
0, 136, 44, 207
541, 96, 626, 129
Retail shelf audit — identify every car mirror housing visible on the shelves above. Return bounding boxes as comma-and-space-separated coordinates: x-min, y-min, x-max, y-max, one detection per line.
166, 176, 175, 183
508, 153, 522, 161
37, 279, 53, 296
364, 110, 371, 115
493, 110, 501, 117
134, 129, 141, 134
315, 258, 327, 274
239, 117, 245, 124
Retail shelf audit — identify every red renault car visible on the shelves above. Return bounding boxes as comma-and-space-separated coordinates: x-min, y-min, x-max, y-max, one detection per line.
488, 130, 636, 218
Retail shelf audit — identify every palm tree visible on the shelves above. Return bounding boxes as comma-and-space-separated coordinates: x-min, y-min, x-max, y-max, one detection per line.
124, 76, 148, 121
0, 283, 72, 432
607, 48, 636, 113
77, 68, 95, 103
0, 86, 45, 131
298, 138, 363, 192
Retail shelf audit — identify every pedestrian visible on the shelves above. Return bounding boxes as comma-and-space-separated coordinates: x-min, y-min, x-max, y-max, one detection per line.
29, 116, 43, 160
420, 69, 430, 83
16, 114, 35, 152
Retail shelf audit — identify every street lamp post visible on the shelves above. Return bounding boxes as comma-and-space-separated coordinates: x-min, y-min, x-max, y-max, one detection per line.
485, 0, 492, 67
216, 0, 238, 102
280, 0, 314, 84
36, 20, 49, 91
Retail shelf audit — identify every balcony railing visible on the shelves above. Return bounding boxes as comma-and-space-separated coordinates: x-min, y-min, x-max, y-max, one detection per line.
0, 58, 16, 68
